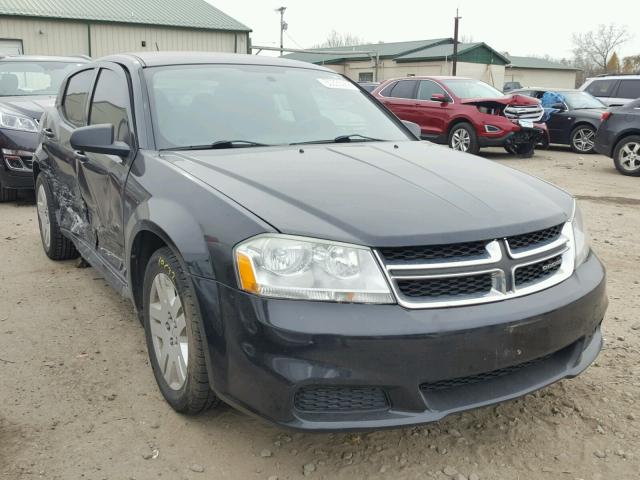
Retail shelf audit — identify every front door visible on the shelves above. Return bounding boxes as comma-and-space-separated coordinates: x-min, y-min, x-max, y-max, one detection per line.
76, 65, 134, 276
414, 80, 452, 139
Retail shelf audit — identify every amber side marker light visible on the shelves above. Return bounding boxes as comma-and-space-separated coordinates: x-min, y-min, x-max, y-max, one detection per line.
601, 111, 612, 121
236, 252, 258, 294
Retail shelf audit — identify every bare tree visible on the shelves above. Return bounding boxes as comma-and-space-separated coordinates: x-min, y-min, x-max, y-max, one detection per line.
460, 34, 474, 44
623, 55, 640, 73
312, 30, 366, 48
572, 24, 632, 71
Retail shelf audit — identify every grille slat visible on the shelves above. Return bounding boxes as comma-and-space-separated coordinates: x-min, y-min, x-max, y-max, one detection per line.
507, 224, 563, 251
379, 241, 486, 262
294, 386, 389, 413
515, 255, 563, 287
397, 274, 493, 298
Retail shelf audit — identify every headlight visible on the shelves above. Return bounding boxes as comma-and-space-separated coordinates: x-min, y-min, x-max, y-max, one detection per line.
234, 234, 394, 304
571, 201, 590, 268
0, 109, 38, 132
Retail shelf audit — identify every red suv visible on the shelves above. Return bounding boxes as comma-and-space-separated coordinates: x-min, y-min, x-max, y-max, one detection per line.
372, 76, 547, 157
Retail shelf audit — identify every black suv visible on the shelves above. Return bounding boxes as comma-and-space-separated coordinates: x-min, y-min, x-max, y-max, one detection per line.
34, 53, 607, 431
0, 55, 87, 201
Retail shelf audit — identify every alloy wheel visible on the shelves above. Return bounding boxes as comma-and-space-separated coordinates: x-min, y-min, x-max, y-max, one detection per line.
451, 128, 471, 152
619, 142, 640, 172
573, 128, 595, 152
36, 184, 51, 250
148, 273, 188, 390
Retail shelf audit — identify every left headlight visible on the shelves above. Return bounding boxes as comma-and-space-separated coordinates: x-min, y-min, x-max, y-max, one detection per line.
0, 109, 38, 132
234, 234, 395, 304
571, 201, 590, 268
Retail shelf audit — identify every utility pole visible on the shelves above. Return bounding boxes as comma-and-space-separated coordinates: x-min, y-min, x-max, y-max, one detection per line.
452, 8, 461, 76
275, 6, 287, 56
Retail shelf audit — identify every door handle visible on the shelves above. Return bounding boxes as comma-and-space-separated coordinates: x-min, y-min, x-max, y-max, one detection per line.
43, 128, 56, 139
74, 151, 89, 163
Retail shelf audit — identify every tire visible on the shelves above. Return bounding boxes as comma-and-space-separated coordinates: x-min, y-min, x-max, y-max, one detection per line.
537, 134, 550, 150
143, 247, 220, 414
570, 125, 596, 154
448, 123, 479, 155
35, 175, 79, 260
504, 143, 535, 158
613, 135, 640, 177
0, 183, 18, 202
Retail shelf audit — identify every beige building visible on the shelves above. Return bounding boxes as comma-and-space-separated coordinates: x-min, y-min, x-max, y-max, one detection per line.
0, 0, 251, 57
504, 56, 580, 89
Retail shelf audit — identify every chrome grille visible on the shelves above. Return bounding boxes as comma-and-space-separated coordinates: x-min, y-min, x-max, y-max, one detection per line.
376, 223, 574, 309
504, 104, 544, 122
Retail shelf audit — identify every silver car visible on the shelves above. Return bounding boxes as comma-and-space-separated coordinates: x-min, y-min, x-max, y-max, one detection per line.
579, 75, 640, 107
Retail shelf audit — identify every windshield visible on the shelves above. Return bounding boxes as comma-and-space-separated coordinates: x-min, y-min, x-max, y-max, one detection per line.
441, 79, 504, 99
0, 61, 84, 96
561, 91, 606, 109
145, 64, 410, 149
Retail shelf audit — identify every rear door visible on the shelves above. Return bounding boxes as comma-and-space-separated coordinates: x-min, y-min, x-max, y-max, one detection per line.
414, 80, 453, 138
76, 64, 135, 276
41, 67, 96, 244
613, 79, 640, 105
378, 80, 419, 126
585, 79, 620, 106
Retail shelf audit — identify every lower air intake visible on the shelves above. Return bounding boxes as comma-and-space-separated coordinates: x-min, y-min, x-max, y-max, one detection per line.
294, 386, 389, 413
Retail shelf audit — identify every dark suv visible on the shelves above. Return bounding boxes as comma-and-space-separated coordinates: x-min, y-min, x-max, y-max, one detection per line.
0, 55, 87, 201
34, 53, 606, 431
594, 98, 640, 176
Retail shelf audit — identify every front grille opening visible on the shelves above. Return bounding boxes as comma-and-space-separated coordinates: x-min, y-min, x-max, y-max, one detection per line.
507, 224, 563, 251
421, 352, 554, 392
515, 255, 563, 287
379, 241, 487, 262
397, 273, 493, 298
294, 386, 389, 413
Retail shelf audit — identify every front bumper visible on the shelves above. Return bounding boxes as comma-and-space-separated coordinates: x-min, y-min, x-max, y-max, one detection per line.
192, 253, 606, 431
479, 125, 546, 148
0, 128, 37, 190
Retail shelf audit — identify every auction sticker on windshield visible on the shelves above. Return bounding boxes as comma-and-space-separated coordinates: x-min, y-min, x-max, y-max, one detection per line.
317, 78, 358, 90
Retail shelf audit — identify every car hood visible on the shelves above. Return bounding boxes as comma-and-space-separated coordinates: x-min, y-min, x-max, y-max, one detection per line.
461, 94, 540, 106
0, 95, 55, 120
163, 142, 574, 247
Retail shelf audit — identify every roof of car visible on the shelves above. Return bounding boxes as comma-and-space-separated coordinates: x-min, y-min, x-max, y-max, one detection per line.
99, 52, 333, 70
0, 55, 89, 63
514, 88, 581, 93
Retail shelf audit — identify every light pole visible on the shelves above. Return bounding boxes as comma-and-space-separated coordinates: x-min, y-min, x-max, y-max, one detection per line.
275, 6, 287, 56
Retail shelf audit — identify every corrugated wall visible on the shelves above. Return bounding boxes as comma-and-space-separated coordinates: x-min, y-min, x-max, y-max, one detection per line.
0, 16, 248, 57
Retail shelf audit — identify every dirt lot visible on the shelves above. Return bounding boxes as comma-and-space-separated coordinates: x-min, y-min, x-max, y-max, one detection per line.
1, 147, 639, 480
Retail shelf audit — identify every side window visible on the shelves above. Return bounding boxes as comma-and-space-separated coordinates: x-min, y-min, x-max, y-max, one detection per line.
586, 79, 617, 98
616, 80, 640, 100
89, 68, 131, 144
417, 80, 447, 101
389, 80, 418, 99
380, 81, 396, 97
62, 69, 94, 127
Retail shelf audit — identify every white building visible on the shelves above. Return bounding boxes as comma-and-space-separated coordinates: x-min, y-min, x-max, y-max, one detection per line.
504, 56, 580, 89
0, 0, 251, 57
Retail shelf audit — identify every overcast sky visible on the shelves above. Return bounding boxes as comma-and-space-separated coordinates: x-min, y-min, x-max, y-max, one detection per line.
208, 0, 639, 60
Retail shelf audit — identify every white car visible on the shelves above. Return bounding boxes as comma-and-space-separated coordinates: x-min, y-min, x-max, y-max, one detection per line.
579, 75, 640, 107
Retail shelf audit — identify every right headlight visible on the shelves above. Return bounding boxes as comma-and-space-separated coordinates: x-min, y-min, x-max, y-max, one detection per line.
571, 201, 590, 268
234, 234, 395, 304
0, 108, 38, 132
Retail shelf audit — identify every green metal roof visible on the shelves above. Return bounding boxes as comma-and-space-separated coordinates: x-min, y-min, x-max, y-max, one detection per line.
506, 56, 579, 71
0, 0, 251, 31
283, 38, 450, 64
395, 42, 510, 65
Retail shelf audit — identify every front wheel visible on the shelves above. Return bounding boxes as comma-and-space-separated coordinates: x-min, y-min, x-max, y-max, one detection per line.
448, 123, 479, 155
143, 247, 220, 414
613, 135, 640, 176
504, 143, 535, 158
570, 126, 596, 154
35, 175, 78, 260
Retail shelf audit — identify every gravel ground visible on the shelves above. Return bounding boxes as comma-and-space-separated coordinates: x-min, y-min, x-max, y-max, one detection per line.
1, 146, 638, 480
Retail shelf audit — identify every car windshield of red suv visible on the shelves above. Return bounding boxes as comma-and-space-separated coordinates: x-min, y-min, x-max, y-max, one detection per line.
441, 79, 505, 99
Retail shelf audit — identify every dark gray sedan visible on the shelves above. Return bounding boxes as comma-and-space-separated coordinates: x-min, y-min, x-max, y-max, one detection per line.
34, 52, 606, 431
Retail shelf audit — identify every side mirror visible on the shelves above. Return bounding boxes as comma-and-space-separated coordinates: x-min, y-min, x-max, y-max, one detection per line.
431, 93, 451, 103
551, 102, 567, 111
402, 120, 422, 139
70, 124, 130, 157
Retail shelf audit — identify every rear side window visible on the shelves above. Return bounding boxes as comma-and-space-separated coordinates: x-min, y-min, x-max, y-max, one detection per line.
616, 80, 640, 100
586, 79, 617, 98
417, 80, 447, 101
89, 68, 131, 144
389, 80, 418, 99
62, 69, 93, 126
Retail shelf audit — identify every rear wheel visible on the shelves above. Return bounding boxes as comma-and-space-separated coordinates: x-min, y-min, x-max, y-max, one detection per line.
448, 123, 479, 155
613, 135, 640, 176
35, 175, 78, 260
143, 247, 220, 414
570, 126, 596, 154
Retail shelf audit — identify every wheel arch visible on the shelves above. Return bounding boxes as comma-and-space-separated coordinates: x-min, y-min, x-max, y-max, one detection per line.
447, 116, 476, 136
613, 130, 640, 157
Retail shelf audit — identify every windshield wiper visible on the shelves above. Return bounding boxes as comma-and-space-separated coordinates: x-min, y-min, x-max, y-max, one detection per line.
291, 134, 384, 145
163, 140, 271, 151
